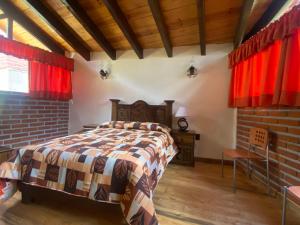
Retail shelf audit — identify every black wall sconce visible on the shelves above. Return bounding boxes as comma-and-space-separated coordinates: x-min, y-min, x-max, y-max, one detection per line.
99, 69, 110, 80
99, 61, 111, 80
187, 65, 198, 78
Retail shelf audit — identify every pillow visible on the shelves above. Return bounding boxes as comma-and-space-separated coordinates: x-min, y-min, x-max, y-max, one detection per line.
100, 121, 171, 133
100, 121, 174, 146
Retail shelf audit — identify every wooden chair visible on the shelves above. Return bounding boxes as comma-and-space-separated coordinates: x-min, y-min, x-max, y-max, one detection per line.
221, 127, 270, 192
282, 186, 300, 225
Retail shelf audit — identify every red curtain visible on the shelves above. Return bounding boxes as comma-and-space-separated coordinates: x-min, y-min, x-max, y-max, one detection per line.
278, 28, 300, 106
0, 35, 73, 101
0, 35, 73, 71
229, 6, 300, 107
229, 40, 283, 107
29, 61, 72, 101
229, 5, 300, 68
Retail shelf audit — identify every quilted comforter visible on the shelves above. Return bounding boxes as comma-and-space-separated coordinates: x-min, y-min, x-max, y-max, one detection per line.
0, 121, 177, 225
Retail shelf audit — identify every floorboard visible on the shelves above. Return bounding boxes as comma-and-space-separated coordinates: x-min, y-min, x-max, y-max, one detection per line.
0, 162, 299, 225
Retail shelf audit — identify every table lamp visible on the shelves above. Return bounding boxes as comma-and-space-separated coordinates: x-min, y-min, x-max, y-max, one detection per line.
175, 106, 189, 131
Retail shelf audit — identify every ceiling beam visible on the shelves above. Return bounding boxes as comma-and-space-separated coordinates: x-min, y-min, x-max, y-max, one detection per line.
196, 0, 206, 55
243, 0, 286, 42
234, 0, 254, 48
148, 0, 172, 57
6, 17, 13, 39
0, 1, 65, 54
25, 0, 90, 60
62, 0, 116, 60
102, 0, 143, 59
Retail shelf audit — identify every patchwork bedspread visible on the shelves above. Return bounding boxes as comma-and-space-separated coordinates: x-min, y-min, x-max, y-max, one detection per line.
0, 121, 177, 225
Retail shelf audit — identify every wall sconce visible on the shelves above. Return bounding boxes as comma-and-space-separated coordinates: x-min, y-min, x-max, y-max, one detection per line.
187, 59, 198, 78
99, 69, 110, 80
99, 62, 111, 80
187, 65, 197, 78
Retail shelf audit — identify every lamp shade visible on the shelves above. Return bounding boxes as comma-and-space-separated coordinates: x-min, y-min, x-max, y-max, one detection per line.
175, 106, 188, 118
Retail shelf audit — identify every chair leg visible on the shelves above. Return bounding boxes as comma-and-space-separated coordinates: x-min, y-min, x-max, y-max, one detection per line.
282, 186, 288, 225
247, 159, 250, 178
233, 159, 236, 193
266, 160, 270, 195
221, 152, 224, 177
248, 159, 254, 180
249, 162, 253, 180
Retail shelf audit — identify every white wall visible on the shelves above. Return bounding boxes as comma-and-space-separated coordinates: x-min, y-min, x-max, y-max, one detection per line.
69, 44, 236, 159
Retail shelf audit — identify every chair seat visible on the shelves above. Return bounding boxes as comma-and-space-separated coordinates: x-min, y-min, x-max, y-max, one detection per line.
288, 186, 300, 199
223, 149, 263, 160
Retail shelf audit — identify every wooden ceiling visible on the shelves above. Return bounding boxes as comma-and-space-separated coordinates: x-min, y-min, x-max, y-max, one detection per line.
0, 0, 295, 60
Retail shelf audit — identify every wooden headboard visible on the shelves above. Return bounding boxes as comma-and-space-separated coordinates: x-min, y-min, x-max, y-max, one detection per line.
110, 99, 174, 128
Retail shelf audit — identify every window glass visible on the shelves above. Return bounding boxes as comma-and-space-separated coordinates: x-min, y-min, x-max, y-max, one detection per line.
0, 53, 29, 93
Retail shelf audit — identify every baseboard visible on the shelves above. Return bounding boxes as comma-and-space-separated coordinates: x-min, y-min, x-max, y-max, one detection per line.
195, 157, 232, 165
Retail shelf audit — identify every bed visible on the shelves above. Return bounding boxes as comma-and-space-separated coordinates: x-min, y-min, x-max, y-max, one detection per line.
0, 99, 176, 225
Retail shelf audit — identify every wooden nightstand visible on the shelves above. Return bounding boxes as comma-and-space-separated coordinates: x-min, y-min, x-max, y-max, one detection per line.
171, 130, 198, 167
0, 146, 14, 163
78, 124, 99, 133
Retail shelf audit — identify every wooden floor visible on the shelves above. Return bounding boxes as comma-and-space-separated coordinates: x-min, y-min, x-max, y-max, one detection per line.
0, 162, 299, 225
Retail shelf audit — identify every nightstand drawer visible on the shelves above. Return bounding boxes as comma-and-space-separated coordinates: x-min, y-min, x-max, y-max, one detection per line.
173, 135, 194, 145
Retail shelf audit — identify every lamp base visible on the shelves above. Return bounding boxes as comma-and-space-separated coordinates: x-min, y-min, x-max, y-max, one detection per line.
177, 118, 189, 131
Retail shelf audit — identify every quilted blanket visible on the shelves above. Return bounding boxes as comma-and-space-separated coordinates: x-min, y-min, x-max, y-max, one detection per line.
0, 121, 177, 225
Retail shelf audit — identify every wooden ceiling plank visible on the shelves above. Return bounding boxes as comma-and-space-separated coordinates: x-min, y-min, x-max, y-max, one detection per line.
234, 0, 254, 48
148, 0, 172, 57
25, 0, 90, 60
243, 0, 286, 42
196, 0, 206, 55
62, 0, 116, 60
102, 0, 143, 59
0, 1, 65, 54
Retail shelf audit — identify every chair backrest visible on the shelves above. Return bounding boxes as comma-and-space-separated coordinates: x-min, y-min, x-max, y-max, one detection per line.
249, 127, 269, 150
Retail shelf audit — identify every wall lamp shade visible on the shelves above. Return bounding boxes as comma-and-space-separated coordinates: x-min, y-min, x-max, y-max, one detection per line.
175, 107, 189, 131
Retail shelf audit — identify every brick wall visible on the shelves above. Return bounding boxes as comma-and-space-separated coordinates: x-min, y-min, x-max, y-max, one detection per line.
0, 92, 69, 149
237, 107, 300, 193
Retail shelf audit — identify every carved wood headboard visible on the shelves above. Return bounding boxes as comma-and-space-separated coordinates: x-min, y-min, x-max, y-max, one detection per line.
110, 99, 174, 128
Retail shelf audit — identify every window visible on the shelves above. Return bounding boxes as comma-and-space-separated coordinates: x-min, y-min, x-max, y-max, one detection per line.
0, 52, 29, 93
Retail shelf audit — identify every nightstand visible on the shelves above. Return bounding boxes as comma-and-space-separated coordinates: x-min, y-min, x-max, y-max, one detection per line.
78, 124, 99, 133
0, 146, 14, 163
171, 130, 198, 167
